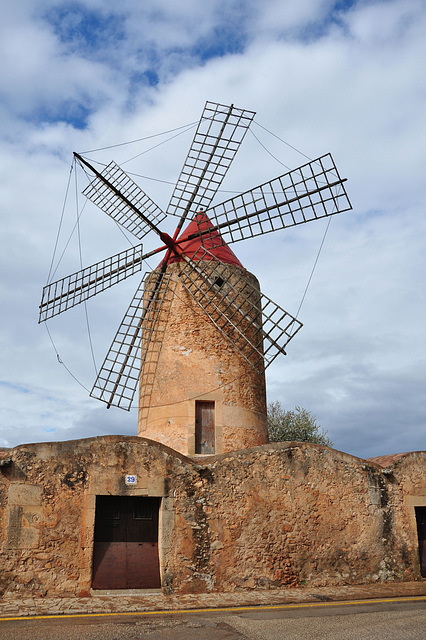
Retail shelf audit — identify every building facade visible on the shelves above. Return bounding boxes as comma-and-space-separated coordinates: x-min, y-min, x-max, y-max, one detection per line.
0, 437, 425, 597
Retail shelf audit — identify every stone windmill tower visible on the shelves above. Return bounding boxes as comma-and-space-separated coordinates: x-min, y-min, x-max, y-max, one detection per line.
137, 212, 269, 455
39, 101, 352, 456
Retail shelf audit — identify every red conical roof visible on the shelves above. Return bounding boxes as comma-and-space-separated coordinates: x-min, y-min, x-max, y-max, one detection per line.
163, 211, 244, 268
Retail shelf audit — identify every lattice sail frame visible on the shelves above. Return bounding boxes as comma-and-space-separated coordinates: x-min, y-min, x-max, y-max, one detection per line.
177, 248, 303, 373
83, 161, 167, 240
166, 101, 255, 218
91, 271, 173, 410
39, 245, 144, 322
196, 153, 351, 247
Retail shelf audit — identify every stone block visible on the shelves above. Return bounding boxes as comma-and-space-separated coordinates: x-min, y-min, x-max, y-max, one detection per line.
8, 484, 43, 506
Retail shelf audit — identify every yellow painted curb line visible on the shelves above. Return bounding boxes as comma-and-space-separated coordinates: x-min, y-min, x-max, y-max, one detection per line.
0, 595, 425, 622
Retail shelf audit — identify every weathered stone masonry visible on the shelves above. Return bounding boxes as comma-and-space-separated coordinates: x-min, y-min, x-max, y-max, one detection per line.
0, 436, 424, 596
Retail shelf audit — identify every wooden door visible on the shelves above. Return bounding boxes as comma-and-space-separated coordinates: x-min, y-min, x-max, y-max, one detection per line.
92, 496, 161, 589
415, 506, 426, 578
195, 400, 215, 454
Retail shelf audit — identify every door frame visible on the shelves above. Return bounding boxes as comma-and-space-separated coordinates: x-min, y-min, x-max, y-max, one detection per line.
91, 495, 161, 589
80, 489, 174, 593
406, 496, 426, 578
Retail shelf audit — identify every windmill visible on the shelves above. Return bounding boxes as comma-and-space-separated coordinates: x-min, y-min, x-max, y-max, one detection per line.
39, 101, 352, 456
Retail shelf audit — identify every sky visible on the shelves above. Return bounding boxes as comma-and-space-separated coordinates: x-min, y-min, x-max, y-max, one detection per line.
1, 0, 425, 459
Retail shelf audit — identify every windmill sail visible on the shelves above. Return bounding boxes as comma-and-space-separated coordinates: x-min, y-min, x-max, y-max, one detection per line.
82, 160, 167, 239
39, 245, 144, 322
195, 154, 352, 247
91, 270, 173, 410
166, 101, 255, 223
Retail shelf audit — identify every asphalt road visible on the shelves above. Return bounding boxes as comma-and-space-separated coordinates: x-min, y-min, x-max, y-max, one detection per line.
0, 598, 424, 640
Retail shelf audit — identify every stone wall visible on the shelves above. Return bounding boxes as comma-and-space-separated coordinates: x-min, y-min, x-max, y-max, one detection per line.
0, 437, 424, 597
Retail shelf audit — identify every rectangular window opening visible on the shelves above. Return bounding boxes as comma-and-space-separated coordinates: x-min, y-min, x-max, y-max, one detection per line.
195, 400, 215, 455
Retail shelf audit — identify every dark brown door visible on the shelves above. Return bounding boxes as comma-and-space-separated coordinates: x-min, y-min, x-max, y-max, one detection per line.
415, 507, 426, 578
195, 400, 215, 454
92, 496, 161, 589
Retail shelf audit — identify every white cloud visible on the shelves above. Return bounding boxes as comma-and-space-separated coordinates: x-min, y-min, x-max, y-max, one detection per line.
250, 0, 335, 39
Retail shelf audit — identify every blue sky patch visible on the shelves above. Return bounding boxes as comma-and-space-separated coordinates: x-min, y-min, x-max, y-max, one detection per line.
131, 70, 159, 89
0, 381, 30, 394
26, 100, 92, 130
44, 3, 125, 56
193, 25, 247, 62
